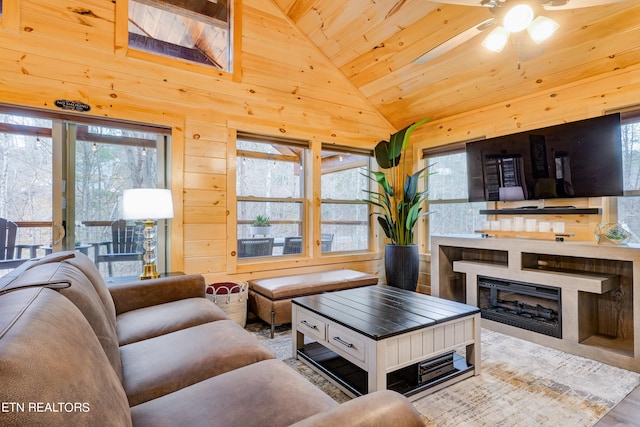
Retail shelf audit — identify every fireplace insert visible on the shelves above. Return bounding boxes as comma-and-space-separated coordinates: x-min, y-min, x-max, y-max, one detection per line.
478, 276, 562, 338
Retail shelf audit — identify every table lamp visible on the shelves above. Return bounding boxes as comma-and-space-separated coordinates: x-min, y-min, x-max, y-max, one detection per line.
122, 188, 174, 280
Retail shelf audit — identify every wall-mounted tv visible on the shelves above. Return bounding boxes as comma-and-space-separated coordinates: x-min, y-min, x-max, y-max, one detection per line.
466, 113, 623, 202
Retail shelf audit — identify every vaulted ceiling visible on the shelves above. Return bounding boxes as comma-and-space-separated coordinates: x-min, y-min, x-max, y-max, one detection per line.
272, 0, 640, 130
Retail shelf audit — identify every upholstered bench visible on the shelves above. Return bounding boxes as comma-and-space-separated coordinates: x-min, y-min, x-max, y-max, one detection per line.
248, 269, 378, 337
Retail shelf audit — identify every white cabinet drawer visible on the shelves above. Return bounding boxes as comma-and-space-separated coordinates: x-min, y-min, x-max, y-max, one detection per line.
327, 323, 367, 363
295, 308, 327, 342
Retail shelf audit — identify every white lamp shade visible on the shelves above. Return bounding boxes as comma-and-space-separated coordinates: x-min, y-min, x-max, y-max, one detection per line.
122, 188, 174, 220
482, 26, 509, 53
503, 4, 534, 33
527, 16, 559, 44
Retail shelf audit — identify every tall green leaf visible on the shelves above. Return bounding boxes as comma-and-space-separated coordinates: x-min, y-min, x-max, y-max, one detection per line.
362, 118, 432, 245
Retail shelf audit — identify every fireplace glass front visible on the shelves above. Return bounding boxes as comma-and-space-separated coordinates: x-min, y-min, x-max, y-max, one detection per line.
477, 276, 562, 338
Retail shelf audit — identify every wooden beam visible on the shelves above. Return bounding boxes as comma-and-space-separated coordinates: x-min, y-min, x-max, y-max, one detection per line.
132, 0, 228, 29
128, 33, 217, 67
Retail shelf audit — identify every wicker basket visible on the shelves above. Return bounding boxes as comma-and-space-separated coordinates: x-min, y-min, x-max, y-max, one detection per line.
205, 281, 248, 327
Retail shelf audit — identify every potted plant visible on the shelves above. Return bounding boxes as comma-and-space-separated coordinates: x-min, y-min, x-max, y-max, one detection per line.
363, 118, 431, 291
250, 215, 272, 236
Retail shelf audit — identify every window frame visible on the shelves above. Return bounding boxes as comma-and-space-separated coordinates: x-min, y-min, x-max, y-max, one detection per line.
228, 130, 381, 274
234, 132, 310, 261
0, 104, 174, 277
320, 145, 373, 254
422, 140, 488, 251
115, 0, 242, 81
620, 111, 640, 197
614, 110, 640, 242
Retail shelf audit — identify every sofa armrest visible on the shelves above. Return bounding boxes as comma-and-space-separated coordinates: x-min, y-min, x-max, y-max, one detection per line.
290, 390, 425, 427
109, 274, 206, 315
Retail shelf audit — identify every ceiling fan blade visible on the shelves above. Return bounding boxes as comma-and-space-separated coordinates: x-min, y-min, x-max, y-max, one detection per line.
413, 18, 495, 64
542, 0, 627, 10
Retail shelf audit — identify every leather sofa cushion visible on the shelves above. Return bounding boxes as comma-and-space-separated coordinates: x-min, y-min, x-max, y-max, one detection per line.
130, 359, 336, 427
109, 274, 207, 315
63, 250, 118, 325
289, 390, 426, 427
0, 288, 132, 426
249, 269, 378, 300
121, 320, 275, 406
116, 298, 229, 345
8, 259, 123, 381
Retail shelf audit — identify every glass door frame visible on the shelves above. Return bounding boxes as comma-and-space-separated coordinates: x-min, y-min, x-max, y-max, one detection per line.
0, 104, 172, 276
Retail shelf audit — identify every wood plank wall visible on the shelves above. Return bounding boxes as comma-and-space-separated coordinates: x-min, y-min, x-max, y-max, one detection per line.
0, 0, 393, 284
2, 0, 640, 292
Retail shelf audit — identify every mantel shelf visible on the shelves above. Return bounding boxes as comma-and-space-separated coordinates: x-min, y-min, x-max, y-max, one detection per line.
480, 208, 602, 215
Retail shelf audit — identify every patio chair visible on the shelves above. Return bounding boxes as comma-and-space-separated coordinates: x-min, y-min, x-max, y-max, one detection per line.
0, 218, 26, 270
283, 237, 303, 255
321, 233, 334, 252
238, 238, 274, 258
92, 220, 144, 276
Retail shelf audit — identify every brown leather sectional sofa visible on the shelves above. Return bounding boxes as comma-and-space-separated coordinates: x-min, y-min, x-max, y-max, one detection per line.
0, 251, 425, 426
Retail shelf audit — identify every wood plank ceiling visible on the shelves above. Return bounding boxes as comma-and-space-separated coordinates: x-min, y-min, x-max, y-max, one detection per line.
271, 0, 640, 130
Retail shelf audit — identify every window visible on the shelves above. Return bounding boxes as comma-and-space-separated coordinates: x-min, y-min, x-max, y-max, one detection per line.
236, 135, 308, 258
424, 146, 487, 247
617, 113, 640, 240
128, 0, 233, 72
0, 106, 170, 278
320, 148, 371, 252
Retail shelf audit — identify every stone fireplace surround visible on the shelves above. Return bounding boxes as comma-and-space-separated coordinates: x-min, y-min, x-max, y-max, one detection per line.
431, 235, 638, 372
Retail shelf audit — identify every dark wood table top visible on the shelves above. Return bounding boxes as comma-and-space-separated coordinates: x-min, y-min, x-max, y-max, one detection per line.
293, 285, 480, 340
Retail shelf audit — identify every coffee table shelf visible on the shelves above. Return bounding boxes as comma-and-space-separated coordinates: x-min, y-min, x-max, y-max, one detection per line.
297, 342, 474, 398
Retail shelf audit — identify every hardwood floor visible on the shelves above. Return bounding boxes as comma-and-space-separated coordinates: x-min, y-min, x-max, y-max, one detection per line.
595, 385, 640, 426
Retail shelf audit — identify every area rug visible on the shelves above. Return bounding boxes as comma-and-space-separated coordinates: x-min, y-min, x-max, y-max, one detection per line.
246, 322, 640, 426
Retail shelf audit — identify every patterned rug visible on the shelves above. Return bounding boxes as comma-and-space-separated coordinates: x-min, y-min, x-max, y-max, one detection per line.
246, 322, 640, 426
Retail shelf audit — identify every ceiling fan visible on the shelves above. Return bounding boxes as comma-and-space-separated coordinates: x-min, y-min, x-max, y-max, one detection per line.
413, 0, 627, 64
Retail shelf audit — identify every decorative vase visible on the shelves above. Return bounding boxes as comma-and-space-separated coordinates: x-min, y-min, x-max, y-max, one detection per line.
385, 244, 419, 291
594, 223, 633, 245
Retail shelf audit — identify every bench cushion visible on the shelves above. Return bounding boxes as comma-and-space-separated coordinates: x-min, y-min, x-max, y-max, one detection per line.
249, 269, 378, 301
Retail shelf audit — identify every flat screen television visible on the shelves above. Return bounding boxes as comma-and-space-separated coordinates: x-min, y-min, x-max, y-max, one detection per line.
466, 113, 623, 202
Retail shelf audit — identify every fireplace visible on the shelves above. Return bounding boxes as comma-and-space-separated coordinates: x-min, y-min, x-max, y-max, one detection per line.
477, 276, 562, 338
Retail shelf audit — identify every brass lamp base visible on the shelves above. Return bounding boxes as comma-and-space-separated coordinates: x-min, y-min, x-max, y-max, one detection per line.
140, 262, 160, 280
140, 218, 160, 280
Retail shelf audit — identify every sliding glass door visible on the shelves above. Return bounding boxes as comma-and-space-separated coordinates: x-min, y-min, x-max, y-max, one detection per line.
0, 106, 170, 279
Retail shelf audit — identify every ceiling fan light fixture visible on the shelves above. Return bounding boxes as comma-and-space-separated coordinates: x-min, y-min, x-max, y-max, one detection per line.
480, 0, 501, 7
503, 4, 534, 33
527, 15, 559, 44
482, 26, 510, 53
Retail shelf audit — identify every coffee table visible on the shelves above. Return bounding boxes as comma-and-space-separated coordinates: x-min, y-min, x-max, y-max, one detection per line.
292, 285, 481, 400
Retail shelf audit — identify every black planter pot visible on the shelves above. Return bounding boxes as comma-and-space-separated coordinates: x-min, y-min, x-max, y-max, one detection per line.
384, 244, 419, 291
